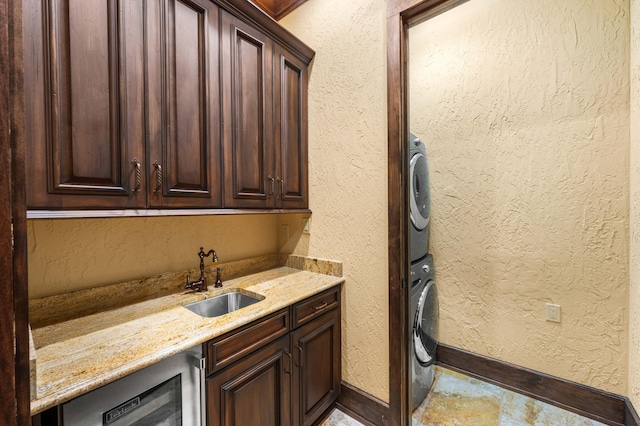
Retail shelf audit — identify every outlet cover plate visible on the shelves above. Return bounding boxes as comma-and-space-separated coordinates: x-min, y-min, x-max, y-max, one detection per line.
546, 303, 561, 323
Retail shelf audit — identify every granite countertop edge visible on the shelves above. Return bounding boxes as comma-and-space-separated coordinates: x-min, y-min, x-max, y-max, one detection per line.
30, 266, 345, 415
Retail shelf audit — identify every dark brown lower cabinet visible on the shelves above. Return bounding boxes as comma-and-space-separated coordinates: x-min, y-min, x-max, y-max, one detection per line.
30, 288, 341, 426
206, 286, 342, 426
291, 307, 341, 426
207, 336, 292, 426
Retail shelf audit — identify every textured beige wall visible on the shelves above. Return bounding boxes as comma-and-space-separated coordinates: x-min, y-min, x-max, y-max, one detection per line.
29, 0, 633, 407
630, 0, 640, 408
26, 0, 390, 403
28, 215, 280, 298
279, 0, 390, 402
410, 0, 629, 394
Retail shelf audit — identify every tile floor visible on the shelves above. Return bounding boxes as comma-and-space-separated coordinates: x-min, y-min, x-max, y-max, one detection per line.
321, 367, 608, 426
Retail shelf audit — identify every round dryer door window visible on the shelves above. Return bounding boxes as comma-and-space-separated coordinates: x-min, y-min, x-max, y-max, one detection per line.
413, 280, 438, 366
410, 152, 430, 231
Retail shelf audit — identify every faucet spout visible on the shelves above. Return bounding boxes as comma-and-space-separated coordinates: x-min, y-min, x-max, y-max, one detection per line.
184, 247, 218, 292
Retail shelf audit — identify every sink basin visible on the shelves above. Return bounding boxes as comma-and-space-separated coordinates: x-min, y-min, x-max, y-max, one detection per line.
184, 291, 264, 318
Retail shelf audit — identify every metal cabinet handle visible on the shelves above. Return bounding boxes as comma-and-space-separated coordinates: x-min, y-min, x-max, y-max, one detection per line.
313, 301, 328, 311
153, 161, 162, 194
277, 177, 284, 199
283, 349, 291, 374
131, 159, 141, 193
295, 344, 303, 367
267, 175, 275, 198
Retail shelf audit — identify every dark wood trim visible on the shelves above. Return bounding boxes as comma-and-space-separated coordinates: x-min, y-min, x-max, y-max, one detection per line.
386, 9, 408, 426
626, 399, 640, 426
2, 0, 28, 423
386, 1, 468, 425
0, 0, 18, 424
401, 0, 471, 25
26, 208, 313, 219
437, 344, 625, 425
246, 0, 309, 21
11, 0, 29, 417
272, 0, 308, 20
337, 381, 390, 426
250, 0, 278, 19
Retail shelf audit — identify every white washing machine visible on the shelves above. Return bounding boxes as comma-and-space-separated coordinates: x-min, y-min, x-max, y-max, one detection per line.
409, 133, 430, 262
410, 254, 438, 409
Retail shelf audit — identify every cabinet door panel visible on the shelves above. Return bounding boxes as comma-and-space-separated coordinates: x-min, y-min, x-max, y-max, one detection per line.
275, 46, 308, 209
207, 336, 291, 426
222, 11, 274, 208
147, 0, 221, 207
291, 308, 341, 426
25, 0, 145, 209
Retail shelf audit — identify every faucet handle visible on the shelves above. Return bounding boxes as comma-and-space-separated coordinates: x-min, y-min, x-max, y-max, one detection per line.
214, 267, 223, 288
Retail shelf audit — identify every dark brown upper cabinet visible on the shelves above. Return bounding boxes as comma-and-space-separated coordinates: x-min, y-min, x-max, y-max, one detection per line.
222, 12, 308, 209
25, 0, 148, 209
274, 45, 308, 209
25, 0, 221, 210
147, 0, 222, 208
25, 0, 314, 213
221, 10, 275, 209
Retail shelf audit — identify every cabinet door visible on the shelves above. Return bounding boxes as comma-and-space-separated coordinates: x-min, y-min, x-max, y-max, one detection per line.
147, 0, 221, 208
274, 45, 308, 209
207, 336, 291, 426
221, 10, 275, 208
25, 0, 146, 209
291, 308, 341, 426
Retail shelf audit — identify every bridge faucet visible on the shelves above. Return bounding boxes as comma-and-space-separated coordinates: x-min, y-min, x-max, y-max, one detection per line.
185, 247, 218, 292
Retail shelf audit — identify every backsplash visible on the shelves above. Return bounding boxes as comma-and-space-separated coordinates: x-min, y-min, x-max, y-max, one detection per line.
29, 254, 343, 329
286, 254, 343, 277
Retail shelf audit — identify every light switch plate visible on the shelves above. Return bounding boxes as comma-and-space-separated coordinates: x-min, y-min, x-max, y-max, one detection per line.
302, 217, 311, 234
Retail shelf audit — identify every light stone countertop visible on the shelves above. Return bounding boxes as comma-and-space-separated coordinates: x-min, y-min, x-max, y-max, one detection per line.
30, 266, 344, 415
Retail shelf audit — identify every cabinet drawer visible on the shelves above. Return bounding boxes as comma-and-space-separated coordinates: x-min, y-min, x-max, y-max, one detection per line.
206, 308, 289, 375
292, 286, 340, 329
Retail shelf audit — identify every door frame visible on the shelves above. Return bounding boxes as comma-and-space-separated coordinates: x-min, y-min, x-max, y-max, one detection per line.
1, 0, 29, 423
386, 1, 469, 425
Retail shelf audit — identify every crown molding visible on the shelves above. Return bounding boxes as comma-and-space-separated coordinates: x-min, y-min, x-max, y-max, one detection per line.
251, 0, 309, 20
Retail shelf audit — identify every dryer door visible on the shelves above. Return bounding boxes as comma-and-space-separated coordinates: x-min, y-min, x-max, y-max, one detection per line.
413, 280, 438, 366
410, 151, 430, 231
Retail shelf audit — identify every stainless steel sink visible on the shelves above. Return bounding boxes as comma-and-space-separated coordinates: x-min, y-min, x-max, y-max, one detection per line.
184, 291, 264, 318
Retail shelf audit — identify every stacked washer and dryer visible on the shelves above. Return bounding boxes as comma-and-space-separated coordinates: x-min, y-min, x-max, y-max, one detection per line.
408, 133, 439, 409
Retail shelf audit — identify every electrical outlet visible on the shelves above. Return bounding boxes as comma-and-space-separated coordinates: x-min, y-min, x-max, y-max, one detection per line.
546, 303, 561, 323
302, 217, 311, 234
281, 224, 289, 241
